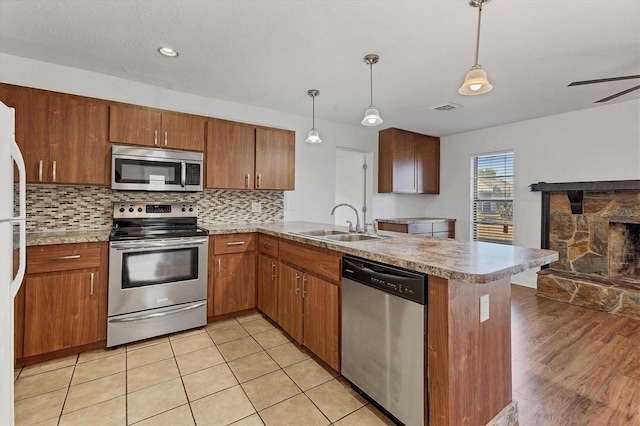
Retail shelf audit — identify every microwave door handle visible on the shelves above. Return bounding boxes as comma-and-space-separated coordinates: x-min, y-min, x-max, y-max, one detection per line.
181, 161, 186, 187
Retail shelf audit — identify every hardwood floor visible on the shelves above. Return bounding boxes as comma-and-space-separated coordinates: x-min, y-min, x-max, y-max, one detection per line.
511, 285, 640, 425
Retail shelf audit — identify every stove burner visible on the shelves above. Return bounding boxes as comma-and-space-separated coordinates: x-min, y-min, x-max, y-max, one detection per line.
110, 201, 209, 241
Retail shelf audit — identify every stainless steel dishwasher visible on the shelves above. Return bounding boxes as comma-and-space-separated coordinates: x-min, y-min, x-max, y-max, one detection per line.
341, 255, 427, 426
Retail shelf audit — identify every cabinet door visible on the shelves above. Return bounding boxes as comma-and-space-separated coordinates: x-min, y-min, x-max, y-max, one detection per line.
0, 84, 51, 183
277, 263, 303, 343
48, 93, 111, 185
257, 254, 278, 322
416, 134, 440, 194
213, 252, 257, 316
206, 120, 256, 189
161, 111, 205, 152
302, 275, 340, 371
391, 130, 418, 193
23, 271, 99, 357
109, 104, 162, 147
255, 127, 295, 190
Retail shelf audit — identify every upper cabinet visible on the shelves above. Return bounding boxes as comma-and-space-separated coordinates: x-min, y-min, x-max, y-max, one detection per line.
0, 84, 111, 185
378, 128, 440, 194
109, 104, 205, 152
206, 119, 295, 190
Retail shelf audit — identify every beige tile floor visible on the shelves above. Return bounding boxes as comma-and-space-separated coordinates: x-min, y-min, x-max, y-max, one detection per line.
13, 312, 396, 426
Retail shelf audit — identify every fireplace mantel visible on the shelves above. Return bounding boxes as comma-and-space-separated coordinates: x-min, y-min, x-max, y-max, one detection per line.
529, 180, 640, 214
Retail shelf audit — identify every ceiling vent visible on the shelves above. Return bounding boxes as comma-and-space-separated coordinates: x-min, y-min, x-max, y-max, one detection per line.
431, 102, 462, 111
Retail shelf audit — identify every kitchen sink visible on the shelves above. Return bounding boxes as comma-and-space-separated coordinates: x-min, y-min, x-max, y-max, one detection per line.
294, 229, 350, 237
324, 233, 385, 242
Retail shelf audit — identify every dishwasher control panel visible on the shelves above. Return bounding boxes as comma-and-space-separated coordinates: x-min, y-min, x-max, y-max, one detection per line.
342, 255, 426, 304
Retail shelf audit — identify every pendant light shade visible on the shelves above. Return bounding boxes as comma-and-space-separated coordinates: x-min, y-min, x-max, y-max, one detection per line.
305, 89, 322, 144
458, 0, 493, 96
362, 54, 383, 126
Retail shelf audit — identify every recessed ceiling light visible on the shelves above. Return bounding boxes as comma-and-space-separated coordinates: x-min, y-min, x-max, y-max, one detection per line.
158, 47, 178, 57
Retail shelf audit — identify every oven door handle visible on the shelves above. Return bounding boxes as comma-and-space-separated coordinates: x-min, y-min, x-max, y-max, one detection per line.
181, 160, 186, 187
108, 302, 206, 323
110, 239, 208, 250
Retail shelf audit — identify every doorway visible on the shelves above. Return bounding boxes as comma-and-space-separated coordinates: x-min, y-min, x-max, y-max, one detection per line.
334, 148, 373, 229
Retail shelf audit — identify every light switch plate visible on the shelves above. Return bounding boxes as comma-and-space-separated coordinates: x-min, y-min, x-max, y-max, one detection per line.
480, 294, 490, 323
251, 202, 262, 213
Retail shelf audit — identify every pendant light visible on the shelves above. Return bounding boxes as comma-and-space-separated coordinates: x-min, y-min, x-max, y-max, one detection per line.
458, 0, 493, 95
305, 89, 322, 144
361, 54, 383, 126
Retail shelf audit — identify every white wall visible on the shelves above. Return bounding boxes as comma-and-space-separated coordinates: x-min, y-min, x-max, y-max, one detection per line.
423, 100, 640, 287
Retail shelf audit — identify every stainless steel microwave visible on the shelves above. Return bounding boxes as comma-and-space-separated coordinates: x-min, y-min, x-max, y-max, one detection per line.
111, 145, 203, 192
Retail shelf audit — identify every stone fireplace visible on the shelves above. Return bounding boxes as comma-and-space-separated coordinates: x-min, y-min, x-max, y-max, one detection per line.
529, 180, 640, 320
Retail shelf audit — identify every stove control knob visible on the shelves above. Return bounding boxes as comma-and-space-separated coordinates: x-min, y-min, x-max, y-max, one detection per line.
189, 207, 194, 212
182, 207, 186, 212
128, 207, 134, 213
137, 207, 143, 212
119, 207, 125, 213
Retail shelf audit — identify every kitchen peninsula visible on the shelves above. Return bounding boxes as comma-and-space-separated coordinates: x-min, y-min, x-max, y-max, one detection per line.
23, 222, 557, 426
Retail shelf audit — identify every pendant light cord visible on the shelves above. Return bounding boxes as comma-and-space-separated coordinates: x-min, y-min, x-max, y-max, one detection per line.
474, 2, 483, 65
312, 94, 316, 128
369, 63, 374, 106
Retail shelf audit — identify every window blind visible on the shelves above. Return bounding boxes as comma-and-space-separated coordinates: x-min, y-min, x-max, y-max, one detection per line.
471, 152, 514, 245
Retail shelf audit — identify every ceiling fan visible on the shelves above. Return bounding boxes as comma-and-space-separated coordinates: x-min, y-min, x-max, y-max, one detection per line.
568, 75, 640, 103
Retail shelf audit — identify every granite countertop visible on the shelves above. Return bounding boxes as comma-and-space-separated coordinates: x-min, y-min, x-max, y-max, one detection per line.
26, 221, 558, 284
376, 217, 456, 224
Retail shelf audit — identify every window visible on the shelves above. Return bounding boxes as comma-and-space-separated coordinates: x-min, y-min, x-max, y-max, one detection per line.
471, 152, 514, 245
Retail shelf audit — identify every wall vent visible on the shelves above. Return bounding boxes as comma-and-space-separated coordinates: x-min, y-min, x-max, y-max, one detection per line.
431, 102, 462, 111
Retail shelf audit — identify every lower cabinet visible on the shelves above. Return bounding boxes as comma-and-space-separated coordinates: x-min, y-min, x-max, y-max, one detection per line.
209, 233, 257, 317
257, 235, 279, 322
277, 240, 341, 371
19, 242, 107, 360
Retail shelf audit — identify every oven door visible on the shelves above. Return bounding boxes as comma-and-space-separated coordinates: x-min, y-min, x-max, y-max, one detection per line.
108, 236, 209, 316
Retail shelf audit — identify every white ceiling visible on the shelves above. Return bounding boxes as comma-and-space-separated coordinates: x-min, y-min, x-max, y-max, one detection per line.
0, 0, 638, 136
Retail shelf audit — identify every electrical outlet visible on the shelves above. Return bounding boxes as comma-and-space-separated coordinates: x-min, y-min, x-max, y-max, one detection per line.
251, 202, 262, 213
480, 294, 490, 323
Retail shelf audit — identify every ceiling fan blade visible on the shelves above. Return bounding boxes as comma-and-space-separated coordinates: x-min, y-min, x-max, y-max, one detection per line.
568, 75, 640, 87
594, 85, 640, 103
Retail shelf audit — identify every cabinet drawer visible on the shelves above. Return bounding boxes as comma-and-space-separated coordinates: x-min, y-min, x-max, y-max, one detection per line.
279, 240, 341, 283
213, 233, 256, 254
27, 243, 102, 274
258, 235, 279, 257
377, 222, 408, 233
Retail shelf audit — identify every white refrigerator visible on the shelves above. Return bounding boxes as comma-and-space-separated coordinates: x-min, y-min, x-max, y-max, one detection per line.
0, 101, 26, 425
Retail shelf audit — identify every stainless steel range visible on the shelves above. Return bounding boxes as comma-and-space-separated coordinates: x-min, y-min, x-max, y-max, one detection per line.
107, 201, 209, 347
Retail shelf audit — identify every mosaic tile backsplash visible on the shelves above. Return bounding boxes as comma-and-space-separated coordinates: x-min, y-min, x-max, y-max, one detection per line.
24, 185, 284, 232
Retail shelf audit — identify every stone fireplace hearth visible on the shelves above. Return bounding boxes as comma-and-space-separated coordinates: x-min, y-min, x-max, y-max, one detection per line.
529, 180, 640, 320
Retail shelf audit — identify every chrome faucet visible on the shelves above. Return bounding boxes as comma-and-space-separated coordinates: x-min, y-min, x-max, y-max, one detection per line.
330, 203, 362, 233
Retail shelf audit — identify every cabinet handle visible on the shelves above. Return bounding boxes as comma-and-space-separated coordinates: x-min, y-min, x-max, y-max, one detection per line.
38, 160, 43, 182
245, 174, 250, 189
164, 131, 168, 147
257, 173, 262, 188
263, 241, 271, 248
271, 261, 276, 281
302, 275, 307, 298
217, 258, 221, 276
90, 272, 94, 296
51, 254, 80, 260
52, 160, 57, 182
154, 130, 158, 146
294, 272, 300, 295
226, 241, 245, 246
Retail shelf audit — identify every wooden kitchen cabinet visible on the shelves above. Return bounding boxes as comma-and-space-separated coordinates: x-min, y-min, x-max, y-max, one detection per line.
257, 235, 279, 322
20, 242, 108, 361
109, 103, 205, 151
278, 240, 341, 370
0, 83, 111, 185
209, 234, 257, 317
378, 127, 440, 194
206, 119, 295, 190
